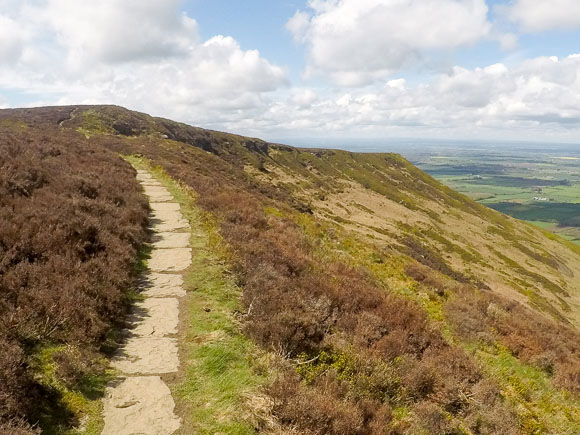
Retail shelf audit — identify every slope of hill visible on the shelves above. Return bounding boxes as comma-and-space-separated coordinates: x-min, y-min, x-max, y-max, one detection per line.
1, 105, 579, 434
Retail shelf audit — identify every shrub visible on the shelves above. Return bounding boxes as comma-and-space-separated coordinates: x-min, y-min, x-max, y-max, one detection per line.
445, 283, 580, 393
0, 128, 148, 429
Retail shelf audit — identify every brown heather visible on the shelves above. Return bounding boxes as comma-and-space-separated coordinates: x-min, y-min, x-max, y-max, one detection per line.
0, 128, 148, 432
406, 260, 580, 395
445, 283, 580, 394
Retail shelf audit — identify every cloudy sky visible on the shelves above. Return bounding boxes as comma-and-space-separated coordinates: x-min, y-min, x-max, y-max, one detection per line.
1, 0, 580, 144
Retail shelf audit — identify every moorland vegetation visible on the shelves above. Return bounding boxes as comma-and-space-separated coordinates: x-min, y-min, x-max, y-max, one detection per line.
0, 126, 148, 433
0, 105, 579, 433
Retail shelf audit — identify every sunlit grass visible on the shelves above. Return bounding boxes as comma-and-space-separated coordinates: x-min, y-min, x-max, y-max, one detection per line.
469, 343, 580, 434
28, 345, 112, 435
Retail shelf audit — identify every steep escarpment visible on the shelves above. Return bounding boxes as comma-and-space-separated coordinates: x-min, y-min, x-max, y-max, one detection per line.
2, 105, 579, 433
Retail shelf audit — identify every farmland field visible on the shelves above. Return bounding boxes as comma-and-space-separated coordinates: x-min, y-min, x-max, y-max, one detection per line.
407, 143, 580, 244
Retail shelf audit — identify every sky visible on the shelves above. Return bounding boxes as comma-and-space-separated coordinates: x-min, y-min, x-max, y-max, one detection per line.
1, 0, 580, 145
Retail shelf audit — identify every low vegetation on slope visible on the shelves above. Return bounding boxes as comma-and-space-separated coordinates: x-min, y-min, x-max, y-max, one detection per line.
2, 105, 579, 433
0, 126, 148, 433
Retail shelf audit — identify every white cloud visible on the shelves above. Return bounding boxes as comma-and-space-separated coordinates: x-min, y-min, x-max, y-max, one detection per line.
290, 88, 318, 107
288, 0, 492, 86
193, 36, 286, 93
37, 0, 198, 65
286, 11, 311, 43
495, 32, 519, 51
0, 15, 27, 61
2, 1, 580, 142
504, 0, 580, 32
12, 51, 580, 141
7, 36, 287, 126
0, 0, 287, 124
249, 54, 580, 141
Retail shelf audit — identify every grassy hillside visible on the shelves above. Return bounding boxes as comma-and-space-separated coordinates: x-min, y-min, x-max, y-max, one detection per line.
1, 105, 579, 433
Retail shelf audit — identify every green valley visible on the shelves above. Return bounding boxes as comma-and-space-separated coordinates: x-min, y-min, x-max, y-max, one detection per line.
413, 146, 580, 244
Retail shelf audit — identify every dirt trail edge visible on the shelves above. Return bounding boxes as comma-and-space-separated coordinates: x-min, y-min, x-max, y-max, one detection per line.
101, 169, 191, 435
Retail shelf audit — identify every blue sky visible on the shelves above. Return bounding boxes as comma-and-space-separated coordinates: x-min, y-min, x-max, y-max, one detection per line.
187, 0, 580, 80
1, 0, 580, 144
187, 1, 305, 70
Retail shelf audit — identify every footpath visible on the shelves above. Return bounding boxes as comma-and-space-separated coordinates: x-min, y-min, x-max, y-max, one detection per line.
102, 169, 190, 435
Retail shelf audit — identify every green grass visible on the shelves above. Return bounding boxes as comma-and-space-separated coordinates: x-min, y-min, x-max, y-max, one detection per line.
557, 232, 580, 245
488, 202, 580, 227
127, 156, 270, 434
29, 345, 112, 435
428, 158, 580, 247
527, 220, 554, 229
468, 343, 580, 434
76, 109, 115, 137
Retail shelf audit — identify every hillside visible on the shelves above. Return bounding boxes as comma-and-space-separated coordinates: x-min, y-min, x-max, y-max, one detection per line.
1, 105, 579, 434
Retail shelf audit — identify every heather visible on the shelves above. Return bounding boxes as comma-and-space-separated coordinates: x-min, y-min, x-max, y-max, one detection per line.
0, 128, 148, 432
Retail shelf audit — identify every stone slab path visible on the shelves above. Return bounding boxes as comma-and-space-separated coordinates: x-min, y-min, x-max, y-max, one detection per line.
102, 170, 190, 435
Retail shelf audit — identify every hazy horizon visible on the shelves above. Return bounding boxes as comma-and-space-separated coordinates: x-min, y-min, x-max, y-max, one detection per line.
266, 136, 580, 155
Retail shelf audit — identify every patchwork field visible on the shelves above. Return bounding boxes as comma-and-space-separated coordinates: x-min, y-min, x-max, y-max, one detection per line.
412, 145, 580, 244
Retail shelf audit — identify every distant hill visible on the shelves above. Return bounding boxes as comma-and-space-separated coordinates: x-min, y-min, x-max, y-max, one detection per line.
1, 105, 579, 433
